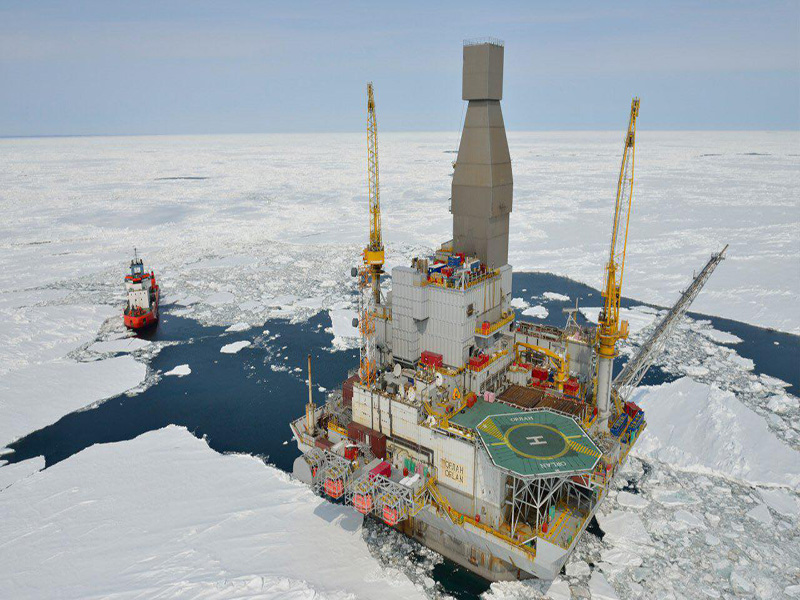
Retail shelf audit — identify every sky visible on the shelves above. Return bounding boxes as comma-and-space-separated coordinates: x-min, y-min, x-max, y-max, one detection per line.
0, 1, 798, 136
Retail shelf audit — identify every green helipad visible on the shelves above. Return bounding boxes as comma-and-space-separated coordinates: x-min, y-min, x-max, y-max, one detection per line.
476, 410, 601, 477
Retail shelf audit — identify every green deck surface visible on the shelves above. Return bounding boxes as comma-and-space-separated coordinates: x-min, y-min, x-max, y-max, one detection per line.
474, 409, 601, 477
449, 398, 525, 430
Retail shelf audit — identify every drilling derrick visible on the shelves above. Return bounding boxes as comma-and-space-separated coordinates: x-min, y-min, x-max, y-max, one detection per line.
358, 83, 384, 385
596, 98, 640, 428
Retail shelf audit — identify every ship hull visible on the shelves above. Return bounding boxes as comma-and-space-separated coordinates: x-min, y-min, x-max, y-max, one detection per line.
124, 290, 159, 330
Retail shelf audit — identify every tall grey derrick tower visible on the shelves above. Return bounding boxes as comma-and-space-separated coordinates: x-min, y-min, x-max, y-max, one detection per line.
451, 39, 513, 269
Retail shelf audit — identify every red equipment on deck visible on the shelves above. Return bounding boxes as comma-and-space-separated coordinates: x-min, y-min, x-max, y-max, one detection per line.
369, 461, 391, 480
420, 351, 444, 368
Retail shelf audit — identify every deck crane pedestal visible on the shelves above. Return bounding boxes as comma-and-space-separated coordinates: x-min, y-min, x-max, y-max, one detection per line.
596, 98, 640, 429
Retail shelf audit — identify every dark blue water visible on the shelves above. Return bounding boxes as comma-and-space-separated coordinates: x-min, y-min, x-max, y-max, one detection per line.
7, 312, 356, 471
4, 272, 797, 600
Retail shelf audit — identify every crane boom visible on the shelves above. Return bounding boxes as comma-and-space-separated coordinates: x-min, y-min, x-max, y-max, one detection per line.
595, 98, 640, 429
358, 82, 384, 385
364, 83, 384, 279
613, 245, 728, 401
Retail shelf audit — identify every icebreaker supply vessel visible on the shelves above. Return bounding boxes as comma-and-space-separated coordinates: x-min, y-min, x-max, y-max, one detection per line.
290, 39, 727, 581
123, 250, 159, 330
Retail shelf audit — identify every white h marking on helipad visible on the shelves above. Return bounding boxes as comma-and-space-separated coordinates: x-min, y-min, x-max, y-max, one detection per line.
526, 435, 546, 446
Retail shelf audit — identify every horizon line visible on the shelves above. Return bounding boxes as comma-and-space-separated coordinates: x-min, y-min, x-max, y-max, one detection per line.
2, 128, 798, 141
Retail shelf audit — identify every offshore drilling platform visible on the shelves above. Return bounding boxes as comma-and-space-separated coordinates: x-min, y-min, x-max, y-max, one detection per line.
290, 40, 726, 581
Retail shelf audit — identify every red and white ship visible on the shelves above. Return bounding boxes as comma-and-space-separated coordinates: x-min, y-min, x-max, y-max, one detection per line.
123, 251, 159, 330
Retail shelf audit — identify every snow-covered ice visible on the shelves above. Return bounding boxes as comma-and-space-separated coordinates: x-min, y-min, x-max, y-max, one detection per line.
633, 377, 800, 487
225, 322, 251, 332
164, 364, 191, 377
0, 456, 44, 492
542, 291, 570, 302
0, 132, 798, 599
0, 132, 796, 333
522, 305, 549, 319
758, 488, 800, 517
580, 305, 657, 335
327, 305, 359, 350
510, 297, 529, 309
89, 337, 151, 353
220, 340, 251, 354
0, 355, 147, 449
0, 426, 425, 600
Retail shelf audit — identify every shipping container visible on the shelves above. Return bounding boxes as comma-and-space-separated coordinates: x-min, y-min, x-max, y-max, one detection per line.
420, 350, 444, 368
347, 421, 387, 459
610, 413, 629, 437
624, 401, 641, 418
315, 437, 333, 451
342, 374, 359, 407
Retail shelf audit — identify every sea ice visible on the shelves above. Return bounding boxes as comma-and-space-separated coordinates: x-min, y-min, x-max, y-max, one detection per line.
596, 510, 652, 547
510, 297, 529, 309
580, 305, 656, 335
589, 571, 620, 600
89, 337, 150, 353
632, 378, 800, 487
0, 355, 146, 449
522, 305, 548, 319
220, 341, 251, 354
698, 326, 743, 345
0, 426, 424, 600
327, 306, 359, 350
542, 292, 570, 302
758, 488, 800, 517
0, 456, 44, 491
164, 364, 191, 377
745, 503, 773, 525
225, 322, 251, 332
616, 491, 648, 509
205, 291, 236, 305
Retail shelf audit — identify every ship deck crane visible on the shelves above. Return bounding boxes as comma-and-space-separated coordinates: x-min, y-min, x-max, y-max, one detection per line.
596, 98, 640, 427
358, 83, 384, 385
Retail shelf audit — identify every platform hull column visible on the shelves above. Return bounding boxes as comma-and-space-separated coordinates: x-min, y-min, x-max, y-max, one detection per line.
596, 355, 613, 427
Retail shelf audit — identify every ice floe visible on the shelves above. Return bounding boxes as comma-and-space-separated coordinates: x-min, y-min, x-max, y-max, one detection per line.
0, 426, 425, 600
0, 355, 147, 449
220, 340, 251, 354
89, 337, 150, 353
522, 305, 548, 319
633, 378, 800, 487
0, 456, 44, 491
327, 305, 359, 350
543, 291, 570, 302
580, 305, 657, 335
510, 297, 529, 309
163, 364, 191, 377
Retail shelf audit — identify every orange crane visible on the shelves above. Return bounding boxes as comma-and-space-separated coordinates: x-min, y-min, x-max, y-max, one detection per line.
358, 83, 384, 385
596, 98, 640, 427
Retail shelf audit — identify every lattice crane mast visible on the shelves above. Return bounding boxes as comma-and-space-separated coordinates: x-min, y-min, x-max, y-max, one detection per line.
364, 82, 384, 302
357, 82, 384, 385
596, 98, 640, 428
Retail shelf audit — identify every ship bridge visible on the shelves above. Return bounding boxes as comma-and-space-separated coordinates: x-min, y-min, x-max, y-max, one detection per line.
475, 409, 600, 478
